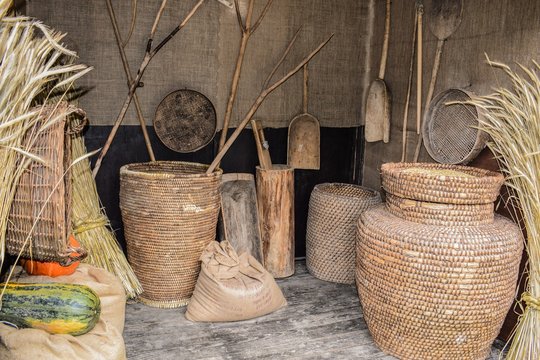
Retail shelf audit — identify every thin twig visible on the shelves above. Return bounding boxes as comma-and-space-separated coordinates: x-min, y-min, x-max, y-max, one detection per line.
234, 0, 246, 33
250, 0, 274, 35
263, 25, 302, 89
105, 0, 155, 161
93, 0, 206, 177
121, 0, 138, 48
207, 34, 334, 174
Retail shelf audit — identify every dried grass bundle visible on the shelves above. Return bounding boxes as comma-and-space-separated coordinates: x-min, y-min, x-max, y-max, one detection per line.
0, 4, 91, 270
71, 133, 142, 298
469, 57, 540, 360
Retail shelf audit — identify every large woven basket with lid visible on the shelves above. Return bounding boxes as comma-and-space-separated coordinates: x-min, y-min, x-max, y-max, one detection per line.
356, 163, 523, 359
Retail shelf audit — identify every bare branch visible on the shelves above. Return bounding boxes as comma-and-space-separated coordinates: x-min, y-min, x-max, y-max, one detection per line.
250, 0, 274, 35
207, 34, 334, 174
234, 0, 246, 33
263, 25, 302, 89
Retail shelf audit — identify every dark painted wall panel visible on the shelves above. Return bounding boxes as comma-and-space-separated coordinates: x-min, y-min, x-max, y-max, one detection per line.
85, 125, 361, 258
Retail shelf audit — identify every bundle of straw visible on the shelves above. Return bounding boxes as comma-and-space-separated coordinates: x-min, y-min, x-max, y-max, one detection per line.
71, 133, 142, 298
469, 57, 540, 360
0, 3, 90, 271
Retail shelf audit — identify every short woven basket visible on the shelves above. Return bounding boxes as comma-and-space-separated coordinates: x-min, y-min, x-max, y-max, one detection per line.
306, 183, 380, 284
381, 162, 504, 204
120, 161, 222, 308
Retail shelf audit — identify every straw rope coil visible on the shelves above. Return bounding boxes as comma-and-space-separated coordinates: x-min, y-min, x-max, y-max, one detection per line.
381, 162, 504, 204
357, 205, 522, 359
120, 161, 222, 308
306, 183, 380, 284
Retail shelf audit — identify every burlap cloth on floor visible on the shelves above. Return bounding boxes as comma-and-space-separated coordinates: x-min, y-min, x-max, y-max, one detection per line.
0, 264, 126, 360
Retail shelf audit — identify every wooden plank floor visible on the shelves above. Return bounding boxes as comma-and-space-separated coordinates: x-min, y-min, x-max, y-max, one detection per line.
124, 261, 504, 359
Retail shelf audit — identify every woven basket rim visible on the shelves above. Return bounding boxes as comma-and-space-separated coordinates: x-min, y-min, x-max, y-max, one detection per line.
120, 160, 222, 179
314, 183, 380, 200
381, 162, 503, 184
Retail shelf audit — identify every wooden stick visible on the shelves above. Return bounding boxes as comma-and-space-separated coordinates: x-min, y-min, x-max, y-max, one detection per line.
413, 38, 444, 162
93, 0, 206, 178
207, 34, 334, 174
400, 5, 418, 163
121, 0, 138, 48
105, 0, 155, 161
416, 3, 423, 134
303, 64, 308, 113
263, 26, 302, 89
379, 0, 391, 79
217, 0, 274, 155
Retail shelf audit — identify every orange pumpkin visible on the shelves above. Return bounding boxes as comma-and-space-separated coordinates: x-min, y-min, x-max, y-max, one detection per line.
20, 235, 81, 277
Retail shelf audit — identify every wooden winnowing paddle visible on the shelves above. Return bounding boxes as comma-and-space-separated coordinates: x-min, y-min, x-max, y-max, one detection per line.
365, 0, 391, 143
218, 173, 263, 263
287, 64, 320, 170
413, 0, 463, 162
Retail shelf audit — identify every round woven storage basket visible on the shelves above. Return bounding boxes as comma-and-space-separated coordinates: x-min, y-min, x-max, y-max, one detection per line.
306, 183, 381, 284
120, 161, 222, 308
356, 205, 522, 359
381, 162, 504, 204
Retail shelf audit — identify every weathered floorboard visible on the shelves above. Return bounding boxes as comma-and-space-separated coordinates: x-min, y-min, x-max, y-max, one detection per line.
124, 261, 504, 359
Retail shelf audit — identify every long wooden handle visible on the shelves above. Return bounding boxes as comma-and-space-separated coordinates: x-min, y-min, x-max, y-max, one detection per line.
413, 38, 444, 162
401, 6, 419, 162
303, 64, 308, 113
379, 0, 391, 79
416, 4, 423, 135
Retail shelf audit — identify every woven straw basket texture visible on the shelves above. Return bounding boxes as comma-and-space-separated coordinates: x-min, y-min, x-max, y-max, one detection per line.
381, 162, 504, 204
120, 161, 222, 308
306, 183, 380, 284
356, 163, 523, 360
7, 103, 74, 263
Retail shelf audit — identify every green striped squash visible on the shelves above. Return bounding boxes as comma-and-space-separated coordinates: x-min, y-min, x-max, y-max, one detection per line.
0, 282, 101, 336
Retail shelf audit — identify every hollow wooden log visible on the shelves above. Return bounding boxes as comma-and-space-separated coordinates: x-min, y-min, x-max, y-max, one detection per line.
256, 165, 294, 278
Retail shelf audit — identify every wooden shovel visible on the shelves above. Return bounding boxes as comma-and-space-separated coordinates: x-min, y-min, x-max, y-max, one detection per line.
287, 64, 320, 170
365, 0, 392, 143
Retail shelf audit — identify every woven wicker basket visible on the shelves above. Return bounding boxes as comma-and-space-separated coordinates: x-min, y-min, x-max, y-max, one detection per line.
120, 161, 222, 308
381, 162, 504, 204
306, 183, 380, 284
7, 103, 84, 264
356, 163, 523, 360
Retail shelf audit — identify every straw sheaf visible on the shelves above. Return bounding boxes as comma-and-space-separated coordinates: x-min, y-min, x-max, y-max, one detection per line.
356, 205, 523, 360
119, 161, 222, 308
385, 193, 494, 226
306, 183, 380, 284
381, 163, 504, 204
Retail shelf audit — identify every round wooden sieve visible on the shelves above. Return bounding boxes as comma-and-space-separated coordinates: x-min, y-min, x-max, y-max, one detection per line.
422, 88, 488, 165
153, 89, 216, 153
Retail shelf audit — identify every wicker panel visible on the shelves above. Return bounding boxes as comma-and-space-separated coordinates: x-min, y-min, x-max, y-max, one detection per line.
385, 193, 494, 226
120, 161, 222, 308
356, 205, 523, 360
6, 103, 72, 263
381, 162, 504, 204
306, 183, 381, 284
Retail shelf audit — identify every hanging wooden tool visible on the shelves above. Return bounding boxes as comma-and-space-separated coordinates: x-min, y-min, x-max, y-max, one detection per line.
287, 64, 320, 170
219, 173, 263, 263
413, 0, 463, 162
401, 3, 421, 162
365, 0, 392, 143
251, 119, 272, 170
153, 89, 216, 153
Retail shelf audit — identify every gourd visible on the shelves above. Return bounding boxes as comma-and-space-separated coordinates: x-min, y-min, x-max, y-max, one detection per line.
20, 235, 81, 277
0, 282, 101, 336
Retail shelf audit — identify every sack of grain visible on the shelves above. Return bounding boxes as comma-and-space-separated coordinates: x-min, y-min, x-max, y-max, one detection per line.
185, 241, 287, 322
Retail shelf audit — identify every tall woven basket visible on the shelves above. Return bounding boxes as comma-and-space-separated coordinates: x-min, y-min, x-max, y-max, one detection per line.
120, 161, 222, 308
356, 163, 523, 360
7, 103, 85, 264
306, 183, 380, 284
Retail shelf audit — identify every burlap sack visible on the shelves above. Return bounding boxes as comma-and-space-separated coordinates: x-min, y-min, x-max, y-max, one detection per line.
185, 241, 287, 322
0, 264, 126, 360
